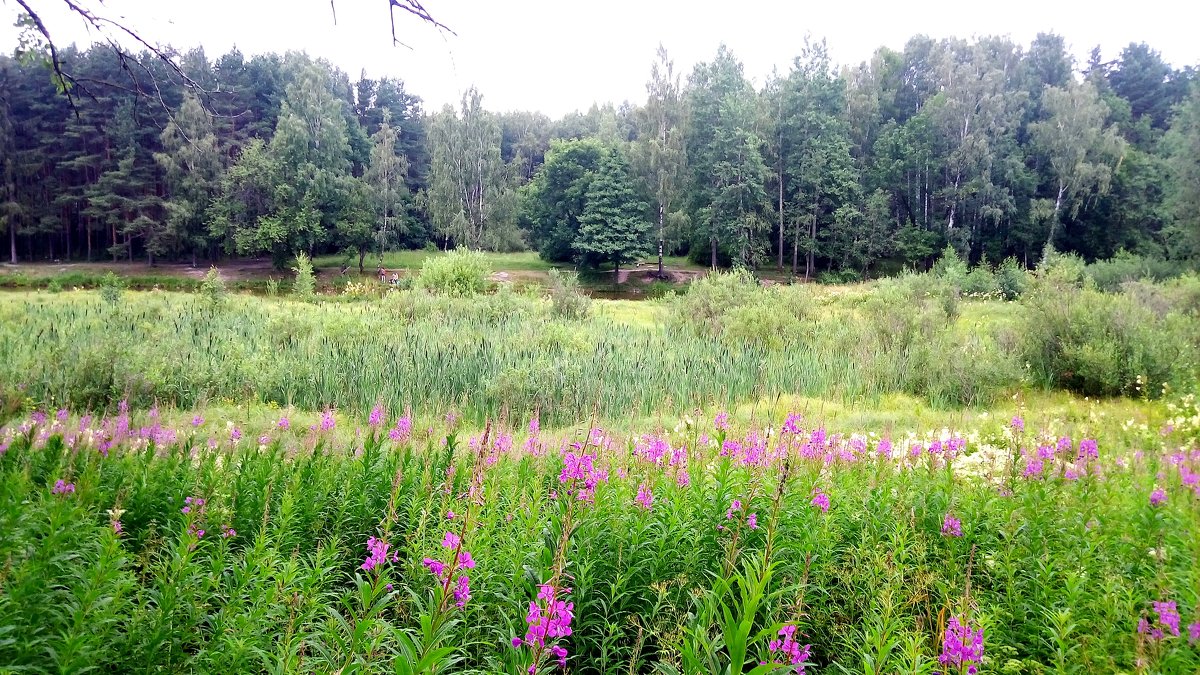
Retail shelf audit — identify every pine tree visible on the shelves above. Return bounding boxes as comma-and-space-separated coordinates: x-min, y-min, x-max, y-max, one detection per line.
574, 149, 652, 280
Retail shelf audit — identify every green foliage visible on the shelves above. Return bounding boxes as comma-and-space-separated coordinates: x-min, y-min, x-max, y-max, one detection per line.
546, 268, 591, 320
98, 271, 124, 305
573, 149, 653, 274
415, 248, 492, 297
1, 396, 1199, 672
199, 266, 227, 307
291, 252, 316, 301
1021, 283, 1197, 396
996, 257, 1030, 300
265, 277, 280, 297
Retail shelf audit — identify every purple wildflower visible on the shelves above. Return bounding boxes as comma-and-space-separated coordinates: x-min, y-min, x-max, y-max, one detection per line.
811, 491, 830, 513
112, 520, 123, 535
56, 408, 69, 423
229, 426, 242, 442
423, 557, 446, 579
747, 513, 758, 530
1188, 621, 1200, 644
1153, 601, 1181, 637
320, 409, 336, 432
191, 415, 204, 427
714, 411, 730, 431
1078, 438, 1098, 461
362, 537, 395, 572
726, 499, 742, 519
635, 483, 653, 510
368, 404, 385, 428
942, 513, 962, 537
453, 574, 471, 608
767, 625, 811, 669
523, 584, 574, 651
1010, 416, 1024, 432
51, 479, 75, 495
939, 615, 984, 674
222, 526, 236, 539
389, 412, 412, 443
277, 416, 290, 430
442, 531, 461, 549
1150, 487, 1167, 507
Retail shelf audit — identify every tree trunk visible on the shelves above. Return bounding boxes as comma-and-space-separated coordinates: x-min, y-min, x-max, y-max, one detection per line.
8, 221, 15, 264
111, 223, 117, 262
806, 211, 817, 281
657, 203, 664, 278
710, 236, 718, 270
359, 248, 366, 274
791, 219, 800, 277
86, 221, 92, 262
614, 259, 620, 289
191, 250, 197, 268
777, 162, 784, 270
1046, 182, 1065, 251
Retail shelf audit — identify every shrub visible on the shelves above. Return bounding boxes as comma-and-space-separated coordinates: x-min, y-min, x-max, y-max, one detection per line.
98, 271, 124, 306
670, 268, 760, 337
265, 277, 280, 297
995, 257, 1029, 300
1021, 284, 1197, 397
931, 244, 969, 287
415, 248, 492, 297
962, 264, 999, 297
547, 269, 591, 320
1085, 251, 1186, 291
47, 277, 63, 293
291, 253, 316, 301
200, 266, 227, 307
1036, 247, 1086, 289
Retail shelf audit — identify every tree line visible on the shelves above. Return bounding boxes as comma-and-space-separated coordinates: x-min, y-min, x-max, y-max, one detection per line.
2, 34, 1198, 276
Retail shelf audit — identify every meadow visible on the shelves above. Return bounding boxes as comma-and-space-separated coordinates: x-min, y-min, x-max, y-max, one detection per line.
2, 398, 1200, 674
2, 254, 1200, 673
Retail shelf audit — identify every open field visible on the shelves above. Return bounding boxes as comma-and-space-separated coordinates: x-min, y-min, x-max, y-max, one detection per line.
2, 265, 1199, 674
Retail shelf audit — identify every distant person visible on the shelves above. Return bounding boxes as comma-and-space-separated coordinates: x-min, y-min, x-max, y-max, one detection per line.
378, 267, 386, 284
390, 272, 399, 286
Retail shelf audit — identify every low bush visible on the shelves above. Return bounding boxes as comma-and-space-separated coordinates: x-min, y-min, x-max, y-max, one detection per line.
415, 248, 492, 297
546, 268, 591, 320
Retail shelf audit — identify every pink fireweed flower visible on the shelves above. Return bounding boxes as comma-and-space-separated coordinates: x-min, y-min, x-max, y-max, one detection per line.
453, 574, 471, 608
1010, 415, 1024, 432
221, 526, 236, 539
457, 550, 476, 569
191, 415, 204, 427
714, 411, 730, 431
1023, 457, 1045, 479
368, 404, 385, 428
939, 615, 984, 674
182, 496, 206, 515
876, 438, 893, 459
51, 479, 75, 495
229, 426, 242, 442
1188, 621, 1200, 644
726, 499, 742, 519
635, 483, 654, 510
1077, 438, 1098, 461
677, 470, 691, 487
522, 584, 574, 650
811, 491, 830, 513
277, 416, 290, 430
388, 413, 412, 443
446, 510, 456, 520
1152, 601, 1181, 637
1150, 487, 1167, 507
112, 520, 123, 535
766, 624, 811, 669
747, 513, 758, 529
942, 514, 962, 537
529, 416, 540, 435
442, 531, 461, 549
423, 557, 446, 579
781, 412, 803, 435
56, 408, 69, 423
320, 409, 336, 432
258, 435, 269, 446
361, 536, 396, 572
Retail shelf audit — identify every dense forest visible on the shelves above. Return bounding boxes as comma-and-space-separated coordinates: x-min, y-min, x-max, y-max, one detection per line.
2, 34, 1199, 277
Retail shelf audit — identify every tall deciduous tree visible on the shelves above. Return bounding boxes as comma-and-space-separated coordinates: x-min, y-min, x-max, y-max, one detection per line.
637, 44, 687, 277
425, 87, 516, 250
687, 46, 770, 269
1163, 86, 1200, 259
1029, 80, 1126, 252
364, 109, 411, 261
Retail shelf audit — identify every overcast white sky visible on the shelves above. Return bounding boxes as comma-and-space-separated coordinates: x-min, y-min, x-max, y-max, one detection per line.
3, 0, 1198, 117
